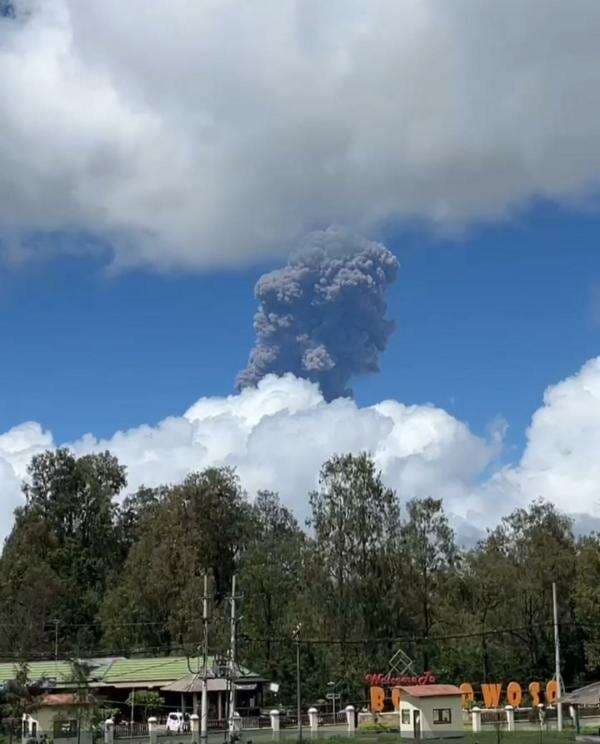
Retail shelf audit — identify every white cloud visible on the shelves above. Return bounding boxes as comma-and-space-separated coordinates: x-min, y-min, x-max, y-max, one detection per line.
5, 360, 600, 546
0, 421, 54, 536
71, 374, 499, 526
0, 374, 499, 542
487, 358, 600, 520
3, 1, 600, 269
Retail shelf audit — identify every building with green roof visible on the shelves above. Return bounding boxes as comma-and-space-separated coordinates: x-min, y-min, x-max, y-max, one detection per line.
0, 655, 268, 726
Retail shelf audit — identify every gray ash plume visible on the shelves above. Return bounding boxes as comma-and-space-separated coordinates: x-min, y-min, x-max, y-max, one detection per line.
236, 227, 399, 401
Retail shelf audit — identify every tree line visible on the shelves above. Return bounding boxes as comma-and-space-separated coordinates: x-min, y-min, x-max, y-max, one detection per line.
1, 448, 599, 705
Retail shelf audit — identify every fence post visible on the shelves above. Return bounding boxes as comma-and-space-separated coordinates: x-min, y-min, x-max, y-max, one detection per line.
505, 705, 515, 732
570, 705, 580, 734
190, 713, 199, 744
471, 707, 482, 733
148, 717, 158, 744
269, 710, 280, 737
104, 719, 114, 744
308, 708, 318, 734
345, 706, 356, 733
537, 704, 546, 731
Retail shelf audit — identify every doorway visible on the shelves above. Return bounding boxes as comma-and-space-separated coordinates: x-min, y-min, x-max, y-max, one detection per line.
413, 710, 421, 739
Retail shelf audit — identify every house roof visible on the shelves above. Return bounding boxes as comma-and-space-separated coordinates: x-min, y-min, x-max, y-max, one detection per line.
92, 657, 193, 686
397, 684, 463, 698
0, 662, 76, 685
560, 681, 600, 706
39, 693, 88, 707
0, 656, 263, 690
161, 673, 264, 693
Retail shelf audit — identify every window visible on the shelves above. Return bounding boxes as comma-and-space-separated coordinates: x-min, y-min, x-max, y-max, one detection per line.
53, 720, 78, 739
433, 708, 452, 725
401, 710, 410, 724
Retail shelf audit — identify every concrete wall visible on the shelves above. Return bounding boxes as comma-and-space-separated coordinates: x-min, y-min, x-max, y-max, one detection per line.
399, 695, 463, 738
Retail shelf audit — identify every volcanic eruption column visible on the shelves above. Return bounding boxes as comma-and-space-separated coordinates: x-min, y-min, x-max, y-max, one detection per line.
237, 227, 399, 401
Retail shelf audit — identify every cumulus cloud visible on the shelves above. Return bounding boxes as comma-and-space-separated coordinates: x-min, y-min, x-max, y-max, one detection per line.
5, 360, 600, 546
0, 374, 499, 543
3, 1, 600, 269
486, 358, 600, 521
0, 421, 54, 534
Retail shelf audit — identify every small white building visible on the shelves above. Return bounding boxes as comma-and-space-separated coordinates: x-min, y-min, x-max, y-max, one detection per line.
396, 684, 464, 738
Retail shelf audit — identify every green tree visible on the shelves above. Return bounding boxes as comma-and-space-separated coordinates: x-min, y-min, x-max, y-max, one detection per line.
0, 663, 52, 727
125, 691, 164, 720
454, 500, 579, 683
238, 492, 306, 698
0, 449, 127, 657
100, 467, 251, 652
401, 497, 458, 669
115, 486, 163, 560
308, 453, 402, 689
573, 533, 600, 677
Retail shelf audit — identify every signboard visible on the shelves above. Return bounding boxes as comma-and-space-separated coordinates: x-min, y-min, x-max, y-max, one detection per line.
457, 680, 558, 709
364, 671, 436, 687
367, 678, 559, 713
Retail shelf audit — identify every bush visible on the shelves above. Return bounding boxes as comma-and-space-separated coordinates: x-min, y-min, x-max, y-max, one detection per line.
358, 722, 399, 733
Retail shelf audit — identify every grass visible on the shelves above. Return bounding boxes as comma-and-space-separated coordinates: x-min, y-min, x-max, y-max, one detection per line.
465, 732, 577, 744
318, 731, 578, 744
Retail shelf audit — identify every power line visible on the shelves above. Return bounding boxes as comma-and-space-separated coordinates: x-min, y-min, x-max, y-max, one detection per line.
238, 620, 600, 646
3, 620, 600, 664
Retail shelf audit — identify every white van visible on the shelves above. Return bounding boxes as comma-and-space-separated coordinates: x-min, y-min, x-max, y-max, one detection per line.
166, 712, 189, 733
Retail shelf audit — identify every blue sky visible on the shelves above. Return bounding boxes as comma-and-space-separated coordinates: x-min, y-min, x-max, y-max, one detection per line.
5, 0, 600, 537
1, 201, 597, 461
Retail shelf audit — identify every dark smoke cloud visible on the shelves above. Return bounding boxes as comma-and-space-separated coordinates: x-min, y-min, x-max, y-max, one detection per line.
236, 228, 399, 401
0, 1, 15, 18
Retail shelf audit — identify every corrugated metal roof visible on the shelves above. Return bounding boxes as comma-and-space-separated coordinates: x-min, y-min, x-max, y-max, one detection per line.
560, 682, 600, 706
39, 693, 86, 707
161, 673, 263, 693
94, 657, 194, 684
397, 684, 462, 698
0, 661, 74, 685
0, 656, 260, 689
92, 657, 256, 685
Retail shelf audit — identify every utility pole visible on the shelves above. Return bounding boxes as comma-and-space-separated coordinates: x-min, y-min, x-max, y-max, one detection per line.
52, 619, 59, 662
293, 623, 302, 743
186, 573, 210, 742
201, 573, 209, 744
552, 582, 563, 731
228, 575, 237, 739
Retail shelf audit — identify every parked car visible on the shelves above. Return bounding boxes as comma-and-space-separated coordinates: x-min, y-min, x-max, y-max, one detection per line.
166, 712, 190, 733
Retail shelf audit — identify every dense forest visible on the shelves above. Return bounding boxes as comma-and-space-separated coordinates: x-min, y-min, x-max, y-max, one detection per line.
1, 448, 599, 705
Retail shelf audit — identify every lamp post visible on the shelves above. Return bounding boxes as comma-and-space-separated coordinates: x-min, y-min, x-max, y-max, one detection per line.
292, 624, 302, 742
327, 682, 336, 722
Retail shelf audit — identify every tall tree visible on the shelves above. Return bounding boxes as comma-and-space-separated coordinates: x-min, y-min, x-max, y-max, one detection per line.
401, 497, 458, 669
100, 467, 251, 653
237, 492, 306, 699
456, 500, 579, 682
0, 449, 126, 657
572, 533, 600, 679
308, 453, 402, 686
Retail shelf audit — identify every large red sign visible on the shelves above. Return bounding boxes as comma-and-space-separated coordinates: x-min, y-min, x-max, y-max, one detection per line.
364, 671, 437, 687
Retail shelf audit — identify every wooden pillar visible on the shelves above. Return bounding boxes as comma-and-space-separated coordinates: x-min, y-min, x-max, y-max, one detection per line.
218, 692, 223, 721
193, 692, 198, 714
181, 693, 186, 715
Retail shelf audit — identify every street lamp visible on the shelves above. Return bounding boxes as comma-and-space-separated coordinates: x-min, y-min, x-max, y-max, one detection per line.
327, 681, 337, 723
292, 624, 302, 742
